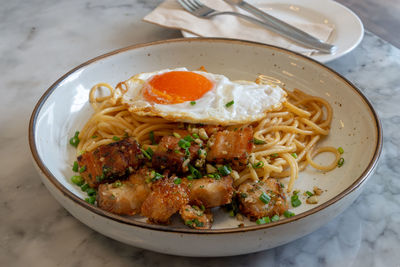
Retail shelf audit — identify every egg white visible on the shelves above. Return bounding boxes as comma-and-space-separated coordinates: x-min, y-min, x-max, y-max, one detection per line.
116, 68, 287, 125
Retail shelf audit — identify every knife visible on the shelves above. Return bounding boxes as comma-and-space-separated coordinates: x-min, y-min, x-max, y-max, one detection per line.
223, 0, 336, 54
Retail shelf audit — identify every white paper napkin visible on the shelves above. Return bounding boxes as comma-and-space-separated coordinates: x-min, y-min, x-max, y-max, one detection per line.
143, 0, 334, 56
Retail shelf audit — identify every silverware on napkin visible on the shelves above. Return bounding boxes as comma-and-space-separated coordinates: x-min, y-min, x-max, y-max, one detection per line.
223, 0, 336, 54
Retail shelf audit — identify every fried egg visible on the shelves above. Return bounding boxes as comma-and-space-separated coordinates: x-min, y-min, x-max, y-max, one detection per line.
117, 68, 286, 125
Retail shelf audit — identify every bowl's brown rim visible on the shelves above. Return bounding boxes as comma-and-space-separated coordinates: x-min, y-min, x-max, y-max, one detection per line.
29, 37, 382, 235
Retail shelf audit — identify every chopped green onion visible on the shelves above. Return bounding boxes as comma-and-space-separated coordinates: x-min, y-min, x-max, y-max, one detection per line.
86, 188, 96, 196
291, 153, 298, 159
178, 139, 191, 149
71, 175, 84, 186
149, 131, 155, 144
270, 153, 279, 158
291, 194, 302, 207
280, 183, 285, 188
173, 178, 182, 185
79, 165, 86, 173
259, 192, 271, 204
338, 157, 344, 167
91, 135, 98, 139
192, 133, 199, 139
69, 131, 80, 147
112, 180, 122, 188
72, 161, 79, 172
123, 132, 129, 138
218, 165, 231, 176
112, 136, 120, 141
256, 216, 271, 224
146, 147, 154, 157
85, 196, 96, 205
229, 210, 235, 217
305, 191, 314, 197
152, 172, 164, 182
140, 148, 152, 160
187, 174, 194, 180
185, 220, 193, 226
183, 135, 194, 142
80, 183, 90, 192
193, 219, 204, 227
284, 210, 295, 218
252, 161, 264, 169
173, 132, 181, 138
271, 215, 280, 222
338, 147, 344, 154
225, 100, 234, 108
252, 138, 266, 145
188, 164, 202, 178
200, 205, 205, 211
190, 101, 196, 105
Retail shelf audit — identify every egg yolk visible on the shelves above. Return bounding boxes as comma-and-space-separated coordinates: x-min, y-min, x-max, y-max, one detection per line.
143, 71, 213, 104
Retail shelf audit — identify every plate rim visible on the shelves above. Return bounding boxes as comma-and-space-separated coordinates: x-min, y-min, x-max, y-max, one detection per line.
29, 37, 382, 234
180, 0, 364, 63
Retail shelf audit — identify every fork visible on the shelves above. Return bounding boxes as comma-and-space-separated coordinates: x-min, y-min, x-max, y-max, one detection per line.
177, 0, 336, 54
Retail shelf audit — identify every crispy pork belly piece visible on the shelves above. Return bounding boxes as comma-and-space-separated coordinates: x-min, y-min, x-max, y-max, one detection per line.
141, 177, 189, 224
179, 204, 213, 229
187, 176, 234, 208
152, 136, 200, 173
77, 138, 144, 188
206, 127, 253, 170
97, 168, 151, 215
237, 179, 288, 220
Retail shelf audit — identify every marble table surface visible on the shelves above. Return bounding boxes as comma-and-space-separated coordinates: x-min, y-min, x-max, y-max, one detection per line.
1, 0, 399, 266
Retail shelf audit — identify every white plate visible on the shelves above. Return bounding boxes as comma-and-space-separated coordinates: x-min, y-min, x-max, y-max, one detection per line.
181, 0, 364, 63
30, 38, 381, 256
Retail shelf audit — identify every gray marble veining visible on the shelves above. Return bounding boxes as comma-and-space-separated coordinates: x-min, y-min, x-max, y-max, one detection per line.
0, 0, 399, 266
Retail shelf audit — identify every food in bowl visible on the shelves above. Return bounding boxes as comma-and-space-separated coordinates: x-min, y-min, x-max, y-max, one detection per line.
69, 67, 342, 229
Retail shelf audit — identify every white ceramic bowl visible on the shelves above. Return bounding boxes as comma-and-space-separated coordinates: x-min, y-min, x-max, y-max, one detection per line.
29, 38, 382, 257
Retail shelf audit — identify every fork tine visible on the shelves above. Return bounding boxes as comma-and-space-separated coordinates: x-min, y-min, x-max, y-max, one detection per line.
179, 0, 197, 11
190, 0, 204, 9
177, 0, 193, 12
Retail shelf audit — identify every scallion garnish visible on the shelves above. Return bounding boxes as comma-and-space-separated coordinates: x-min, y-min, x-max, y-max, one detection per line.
183, 135, 194, 142
149, 131, 155, 144
85, 196, 96, 205
79, 165, 86, 173
71, 175, 84, 186
256, 216, 271, 224
291, 153, 298, 159
283, 210, 295, 218
86, 188, 96, 197
80, 183, 89, 192
218, 165, 231, 176
151, 171, 164, 182
173, 178, 182, 185
252, 138, 266, 145
112, 180, 122, 188
270, 153, 278, 158
192, 133, 199, 139
190, 101, 196, 105
291, 194, 302, 207
305, 191, 314, 197
271, 214, 280, 222
72, 161, 79, 172
69, 131, 80, 147
112, 136, 120, 141
252, 161, 264, 169
188, 164, 202, 178
225, 100, 234, 108
141, 148, 152, 160
338, 157, 344, 167
178, 139, 191, 149
259, 192, 271, 204
338, 147, 344, 154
